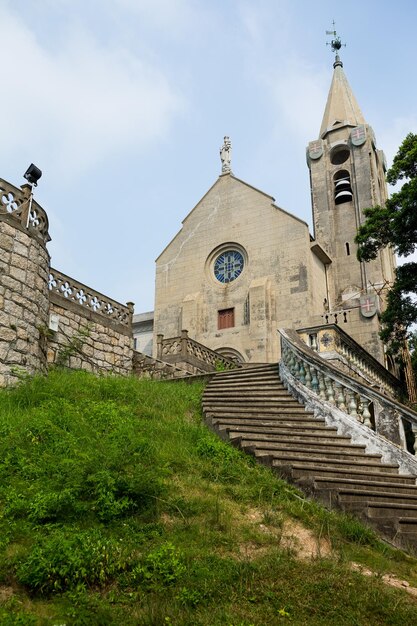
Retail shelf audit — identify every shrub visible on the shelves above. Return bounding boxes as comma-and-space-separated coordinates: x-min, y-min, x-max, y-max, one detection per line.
16, 530, 127, 594
131, 542, 186, 589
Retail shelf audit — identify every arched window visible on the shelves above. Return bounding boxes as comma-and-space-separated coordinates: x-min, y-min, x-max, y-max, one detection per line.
334, 170, 353, 205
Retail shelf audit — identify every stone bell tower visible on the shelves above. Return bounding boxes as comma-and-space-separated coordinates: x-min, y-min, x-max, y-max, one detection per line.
306, 34, 396, 363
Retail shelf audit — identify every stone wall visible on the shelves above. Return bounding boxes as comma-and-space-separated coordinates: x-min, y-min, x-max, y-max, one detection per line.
47, 268, 134, 375
0, 177, 134, 385
0, 182, 50, 386
47, 302, 133, 374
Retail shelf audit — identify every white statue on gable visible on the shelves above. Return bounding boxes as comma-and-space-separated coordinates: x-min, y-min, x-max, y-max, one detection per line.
220, 136, 232, 173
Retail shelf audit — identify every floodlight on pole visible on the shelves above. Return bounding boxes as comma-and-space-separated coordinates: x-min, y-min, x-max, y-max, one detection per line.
24, 163, 42, 186
23, 163, 42, 228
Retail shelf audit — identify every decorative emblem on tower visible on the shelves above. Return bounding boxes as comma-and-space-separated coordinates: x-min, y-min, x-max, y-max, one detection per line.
220, 136, 232, 174
360, 294, 379, 318
308, 140, 324, 161
351, 125, 366, 146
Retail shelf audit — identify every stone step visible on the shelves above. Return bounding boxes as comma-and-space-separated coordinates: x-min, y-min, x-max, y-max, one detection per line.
210, 418, 332, 431
338, 489, 417, 507
237, 436, 362, 452
209, 371, 281, 379
208, 414, 318, 425
307, 476, 417, 496
366, 503, 417, 520
204, 388, 290, 397
287, 464, 415, 483
203, 396, 301, 405
213, 419, 336, 432
210, 371, 284, 380
253, 446, 380, 463
271, 457, 399, 473
212, 368, 278, 379
209, 370, 281, 379
209, 376, 281, 386
204, 400, 302, 409
225, 428, 348, 443
397, 518, 417, 533
210, 374, 285, 390
204, 405, 312, 415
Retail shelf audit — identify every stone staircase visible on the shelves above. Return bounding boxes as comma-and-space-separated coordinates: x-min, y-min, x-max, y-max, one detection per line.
203, 363, 417, 552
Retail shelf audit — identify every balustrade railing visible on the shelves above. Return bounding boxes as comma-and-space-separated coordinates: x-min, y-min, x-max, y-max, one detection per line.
49, 267, 133, 331
133, 351, 191, 380
297, 324, 400, 398
280, 328, 417, 455
0, 178, 50, 243
157, 330, 238, 373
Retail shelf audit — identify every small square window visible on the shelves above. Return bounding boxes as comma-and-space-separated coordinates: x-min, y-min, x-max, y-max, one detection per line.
218, 308, 234, 330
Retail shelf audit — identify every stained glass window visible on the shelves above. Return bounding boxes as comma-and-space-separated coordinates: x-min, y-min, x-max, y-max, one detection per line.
214, 250, 244, 283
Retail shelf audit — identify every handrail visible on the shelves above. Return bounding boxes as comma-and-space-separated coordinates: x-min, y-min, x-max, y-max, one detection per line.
157, 330, 238, 372
132, 350, 191, 380
297, 324, 401, 398
279, 328, 417, 453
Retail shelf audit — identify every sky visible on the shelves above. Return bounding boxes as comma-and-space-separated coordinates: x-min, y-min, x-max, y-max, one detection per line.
1, 0, 417, 313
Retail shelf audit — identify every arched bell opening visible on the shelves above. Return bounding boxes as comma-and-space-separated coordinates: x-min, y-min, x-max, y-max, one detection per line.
334, 169, 353, 205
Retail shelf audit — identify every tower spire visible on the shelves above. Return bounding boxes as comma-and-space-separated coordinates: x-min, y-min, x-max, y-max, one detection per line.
320, 27, 364, 138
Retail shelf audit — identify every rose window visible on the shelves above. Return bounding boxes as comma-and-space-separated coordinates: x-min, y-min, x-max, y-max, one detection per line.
214, 250, 244, 284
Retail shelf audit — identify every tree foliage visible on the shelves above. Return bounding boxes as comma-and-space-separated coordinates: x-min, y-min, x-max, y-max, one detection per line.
355, 132, 417, 352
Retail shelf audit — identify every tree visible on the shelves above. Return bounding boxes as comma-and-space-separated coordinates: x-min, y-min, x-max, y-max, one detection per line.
410, 332, 417, 379
355, 132, 417, 354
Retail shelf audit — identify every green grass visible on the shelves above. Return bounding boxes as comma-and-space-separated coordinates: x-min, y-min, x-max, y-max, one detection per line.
0, 369, 417, 625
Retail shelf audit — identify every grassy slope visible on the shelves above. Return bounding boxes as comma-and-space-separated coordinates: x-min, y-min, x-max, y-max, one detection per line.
0, 370, 417, 625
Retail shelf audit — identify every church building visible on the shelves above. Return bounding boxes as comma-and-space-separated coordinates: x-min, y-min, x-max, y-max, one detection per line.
146, 40, 395, 368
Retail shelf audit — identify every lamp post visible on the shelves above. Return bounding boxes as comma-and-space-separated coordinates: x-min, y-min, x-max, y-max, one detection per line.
23, 163, 42, 228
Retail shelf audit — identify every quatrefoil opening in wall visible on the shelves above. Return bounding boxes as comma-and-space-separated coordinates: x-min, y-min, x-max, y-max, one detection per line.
28, 209, 40, 227
1, 191, 18, 213
60, 282, 73, 298
90, 296, 101, 312
48, 274, 57, 290
76, 289, 87, 305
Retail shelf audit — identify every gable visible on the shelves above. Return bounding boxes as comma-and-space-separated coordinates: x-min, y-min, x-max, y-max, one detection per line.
156, 174, 310, 263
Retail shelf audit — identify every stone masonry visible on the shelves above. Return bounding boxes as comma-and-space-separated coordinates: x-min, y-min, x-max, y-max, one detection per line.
0, 177, 134, 385
0, 215, 49, 386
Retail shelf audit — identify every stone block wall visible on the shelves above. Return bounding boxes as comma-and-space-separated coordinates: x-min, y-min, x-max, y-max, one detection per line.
47, 302, 133, 374
46, 268, 134, 375
0, 177, 134, 385
0, 197, 50, 386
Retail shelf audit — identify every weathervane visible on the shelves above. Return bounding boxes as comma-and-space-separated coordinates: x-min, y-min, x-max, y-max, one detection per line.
326, 21, 346, 67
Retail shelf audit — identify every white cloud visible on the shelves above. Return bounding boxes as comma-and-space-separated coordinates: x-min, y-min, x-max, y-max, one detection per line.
0, 6, 184, 180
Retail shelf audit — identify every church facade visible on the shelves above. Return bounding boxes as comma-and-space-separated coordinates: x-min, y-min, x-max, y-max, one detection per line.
151, 50, 395, 367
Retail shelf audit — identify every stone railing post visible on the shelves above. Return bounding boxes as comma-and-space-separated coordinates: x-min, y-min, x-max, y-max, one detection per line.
126, 301, 134, 331
181, 329, 189, 358
156, 334, 164, 360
